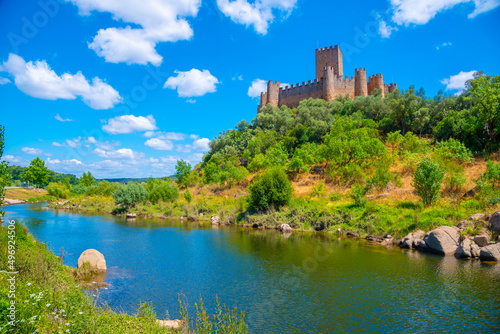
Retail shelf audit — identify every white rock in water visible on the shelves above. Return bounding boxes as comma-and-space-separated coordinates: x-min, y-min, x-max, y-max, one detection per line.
77, 249, 107, 272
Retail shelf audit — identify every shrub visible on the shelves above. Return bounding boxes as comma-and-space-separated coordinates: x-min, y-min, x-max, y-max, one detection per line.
84, 180, 119, 197
412, 158, 445, 206
247, 154, 268, 172
350, 184, 368, 207
444, 170, 467, 195
481, 160, 500, 187
434, 138, 473, 163
183, 189, 193, 203
47, 182, 69, 199
149, 180, 179, 204
249, 167, 293, 210
112, 182, 148, 208
311, 182, 326, 197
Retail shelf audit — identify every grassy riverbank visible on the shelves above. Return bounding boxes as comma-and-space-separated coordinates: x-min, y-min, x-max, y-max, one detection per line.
0, 222, 247, 334
3, 188, 50, 203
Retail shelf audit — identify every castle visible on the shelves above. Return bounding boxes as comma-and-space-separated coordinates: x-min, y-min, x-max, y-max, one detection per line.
258, 45, 397, 112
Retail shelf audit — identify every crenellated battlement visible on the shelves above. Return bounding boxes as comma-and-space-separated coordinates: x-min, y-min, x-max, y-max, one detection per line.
258, 45, 397, 112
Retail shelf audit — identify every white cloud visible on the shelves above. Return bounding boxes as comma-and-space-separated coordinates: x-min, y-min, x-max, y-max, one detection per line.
248, 79, 267, 98
93, 147, 144, 160
436, 41, 452, 50
163, 69, 219, 97
21, 147, 52, 156
186, 99, 196, 103
66, 137, 82, 148
55, 113, 74, 122
189, 134, 199, 140
0, 54, 122, 109
216, 0, 297, 35
388, 0, 499, 26
0, 77, 11, 84
86, 137, 97, 144
68, 0, 201, 65
441, 70, 477, 93
102, 115, 157, 134
148, 131, 186, 141
379, 20, 398, 38
2, 155, 28, 166
145, 138, 174, 151
192, 138, 210, 151
52, 142, 64, 147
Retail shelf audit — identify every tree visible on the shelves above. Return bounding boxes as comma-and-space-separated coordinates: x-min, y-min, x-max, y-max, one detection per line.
249, 167, 293, 210
0, 125, 10, 212
148, 180, 179, 204
465, 73, 500, 148
112, 182, 148, 208
23, 157, 49, 188
412, 158, 445, 206
183, 189, 193, 203
80, 171, 96, 186
175, 160, 191, 187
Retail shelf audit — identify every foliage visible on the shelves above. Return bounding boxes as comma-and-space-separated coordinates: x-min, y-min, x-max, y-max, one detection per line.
148, 179, 179, 204
47, 182, 69, 199
183, 189, 193, 203
350, 184, 368, 207
84, 181, 120, 197
412, 158, 445, 206
112, 182, 148, 208
0, 125, 8, 212
247, 154, 268, 173
434, 138, 473, 163
249, 167, 293, 210
311, 182, 326, 198
80, 171, 96, 187
175, 160, 192, 188
23, 157, 49, 188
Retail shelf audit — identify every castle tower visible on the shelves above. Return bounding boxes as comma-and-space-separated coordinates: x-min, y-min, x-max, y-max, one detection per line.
258, 92, 267, 113
354, 68, 367, 96
368, 74, 384, 97
266, 80, 280, 107
384, 83, 397, 95
316, 46, 343, 80
323, 66, 335, 101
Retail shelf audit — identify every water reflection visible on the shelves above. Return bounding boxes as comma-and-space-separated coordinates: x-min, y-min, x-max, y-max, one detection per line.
3, 203, 500, 333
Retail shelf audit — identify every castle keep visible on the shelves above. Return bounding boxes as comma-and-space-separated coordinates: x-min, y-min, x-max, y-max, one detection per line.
258, 45, 397, 112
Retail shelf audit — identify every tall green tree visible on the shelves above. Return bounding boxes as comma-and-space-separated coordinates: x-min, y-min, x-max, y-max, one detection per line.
23, 157, 49, 188
175, 160, 191, 187
80, 171, 96, 186
0, 125, 10, 212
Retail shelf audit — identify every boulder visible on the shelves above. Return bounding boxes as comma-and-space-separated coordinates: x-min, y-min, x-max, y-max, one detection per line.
157, 320, 183, 329
414, 239, 429, 251
468, 213, 486, 221
279, 224, 293, 233
380, 237, 394, 246
473, 233, 490, 247
471, 243, 481, 258
210, 215, 220, 225
346, 231, 359, 238
376, 193, 389, 199
399, 230, 425, 249
126, 213, 137, 218
489, 211, 500, 233
455, 238, 472, 258
422, 226, 461, 255
479, 243, 500, 262
187, 215, 198, 222
77, 249, 106, 272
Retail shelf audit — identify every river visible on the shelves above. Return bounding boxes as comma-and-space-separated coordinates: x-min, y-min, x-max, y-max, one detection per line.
4, 203, 500, 333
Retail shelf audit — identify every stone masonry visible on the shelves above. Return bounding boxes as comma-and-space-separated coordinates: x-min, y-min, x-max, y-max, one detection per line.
258, 45, 397, 112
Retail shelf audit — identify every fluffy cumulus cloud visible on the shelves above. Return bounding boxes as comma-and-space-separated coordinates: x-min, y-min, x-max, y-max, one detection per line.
145, 138, 174, 151
163, 69, 219, 97
102, 115, 158, 134
0, 77, 11, 84
144, 131, 186, 140
21, 147, 52, 156
441, 70, 477, 93
0, 54, 122, 109
378, 20, 398, 38
192, 138, 210, 151
68, 0, 201, 65
216, 0, 297, 34
2, 155, 28, 166
388, 0, 499, 26
93, 147, 145, 160
247, 78, 289, 98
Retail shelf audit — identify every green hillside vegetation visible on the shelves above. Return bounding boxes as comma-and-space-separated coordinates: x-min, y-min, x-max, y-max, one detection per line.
38, 73, 500, 237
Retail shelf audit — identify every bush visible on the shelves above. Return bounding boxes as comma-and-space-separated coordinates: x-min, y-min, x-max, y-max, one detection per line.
183, 189, 193, 203
112, 182, 148, 208
412, 158, 445, 206
249, 167, 293, 210
434, 138, 473, 163
84, 181, 119, 197
47, 182, 69, 199
149, 180, 179, 204
350, 184, 368, 207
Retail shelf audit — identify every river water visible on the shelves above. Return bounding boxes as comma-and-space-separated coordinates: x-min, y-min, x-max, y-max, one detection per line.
4, 203, 500, 333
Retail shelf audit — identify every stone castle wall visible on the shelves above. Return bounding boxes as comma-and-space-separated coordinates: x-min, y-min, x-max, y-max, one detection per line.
258, 45, 397, 113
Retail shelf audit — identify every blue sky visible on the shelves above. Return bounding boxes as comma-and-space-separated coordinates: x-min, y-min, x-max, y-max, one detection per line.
0, 0, 499, 178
